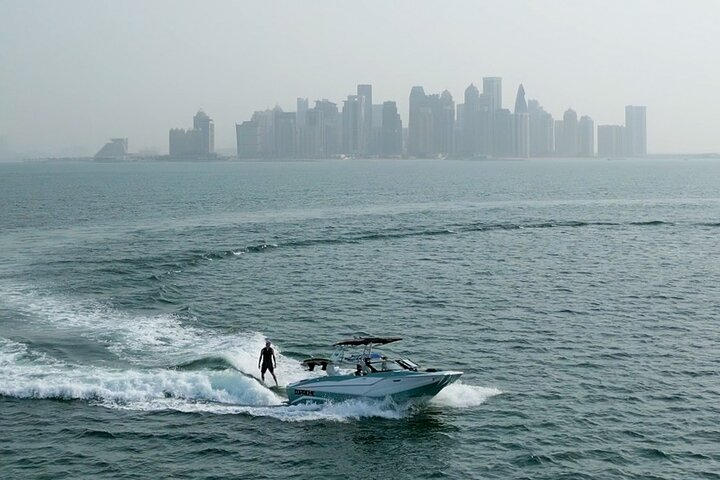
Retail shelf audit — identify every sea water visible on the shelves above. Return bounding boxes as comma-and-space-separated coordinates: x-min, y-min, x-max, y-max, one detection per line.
1, 159, 718, 479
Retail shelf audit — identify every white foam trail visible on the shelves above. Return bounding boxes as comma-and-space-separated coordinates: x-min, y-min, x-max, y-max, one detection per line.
0, 341, 282, 406
0, 338, 27, 366
0, 284, 314, 386
120, 397, 405, 422
430, 382, 502, 408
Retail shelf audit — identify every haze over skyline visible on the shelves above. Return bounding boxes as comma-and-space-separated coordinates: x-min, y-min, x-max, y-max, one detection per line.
1, 0, 718, 157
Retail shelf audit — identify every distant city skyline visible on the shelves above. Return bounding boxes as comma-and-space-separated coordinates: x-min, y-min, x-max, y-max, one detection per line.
1, 1, 718, 158
230, 80, 644, 160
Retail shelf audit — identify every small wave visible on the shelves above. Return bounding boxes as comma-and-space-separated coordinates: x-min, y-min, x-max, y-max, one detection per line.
174, 356, 238, 371
628, 220, 672, 226
124, 396, 406, 422
76, 429, 117, 439
430, 382, 502, 408
75, 219, 696, 275
199, 219, 676, 258
638, 447, 672, 459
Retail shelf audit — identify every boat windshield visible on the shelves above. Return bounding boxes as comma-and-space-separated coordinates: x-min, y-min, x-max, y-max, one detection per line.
361, 357, 419, 372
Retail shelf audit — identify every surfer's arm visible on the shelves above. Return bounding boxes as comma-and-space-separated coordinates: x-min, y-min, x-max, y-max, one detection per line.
272, 352, 276, 368
258, 352, 262, 368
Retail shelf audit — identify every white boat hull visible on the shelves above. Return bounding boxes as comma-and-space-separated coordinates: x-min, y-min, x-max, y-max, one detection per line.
287, 371, 462, 405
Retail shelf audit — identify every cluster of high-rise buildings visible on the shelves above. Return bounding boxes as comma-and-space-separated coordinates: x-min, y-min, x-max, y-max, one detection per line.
165, 79, 647, 159
598, 106, 647, 157
235, 85, 403, 159
169, 110, 215, 158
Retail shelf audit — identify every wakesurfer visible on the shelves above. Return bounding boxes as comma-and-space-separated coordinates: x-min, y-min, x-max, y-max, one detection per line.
258, 340, 278, 386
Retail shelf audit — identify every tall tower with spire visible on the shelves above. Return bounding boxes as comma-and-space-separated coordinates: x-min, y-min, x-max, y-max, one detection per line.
513, 84, 530, 157
514, 84, 528, 113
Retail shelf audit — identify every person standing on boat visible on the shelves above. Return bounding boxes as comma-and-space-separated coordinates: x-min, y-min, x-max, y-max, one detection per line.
258, 340, 278, 386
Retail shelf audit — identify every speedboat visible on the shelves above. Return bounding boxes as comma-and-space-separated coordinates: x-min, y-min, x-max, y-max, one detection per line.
286, 337, 462, 405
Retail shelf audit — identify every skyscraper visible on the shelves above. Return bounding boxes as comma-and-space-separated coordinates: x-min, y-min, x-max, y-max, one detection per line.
561, 109, 578, 156
296, 98, 308, 128
170, 110, 214, 158
236, 120, 259, 158
253, 109, 275, 157
273, 107, 296, 158
296, 98, 309, 156
624, 105, 647, 156
528, 99, 554, 157
482, 77, 502, 111
357, 84, 373, 154
482, 78, 502, 156
193, 110, 214, 155
514, 84, 528, 114
578, 115, 595, 157
513, 84, 530, 158
554, 120, 564, 155
169, 128, 202, 158
598, 125, 625, 157
461, 84, 480, 156
493, 109, 513, 157
371, 104, 383, 155
381, 101, 402, 155
433, 90, 455, 156
342, 95, 363, 155
315, 99, 341, 156
303, 107, 324, 158
408, 86, 432, 157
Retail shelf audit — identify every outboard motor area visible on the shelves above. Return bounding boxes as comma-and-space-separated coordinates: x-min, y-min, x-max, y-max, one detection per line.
302, 358, 331, 371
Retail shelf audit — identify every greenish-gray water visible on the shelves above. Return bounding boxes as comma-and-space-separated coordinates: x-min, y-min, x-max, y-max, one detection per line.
1, 159, 719, 479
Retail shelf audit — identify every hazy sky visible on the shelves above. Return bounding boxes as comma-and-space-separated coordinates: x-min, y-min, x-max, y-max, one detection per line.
1, 0, 718, 156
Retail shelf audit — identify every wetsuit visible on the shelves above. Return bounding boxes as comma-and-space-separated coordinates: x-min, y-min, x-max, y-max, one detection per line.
260, 346, 275, 374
